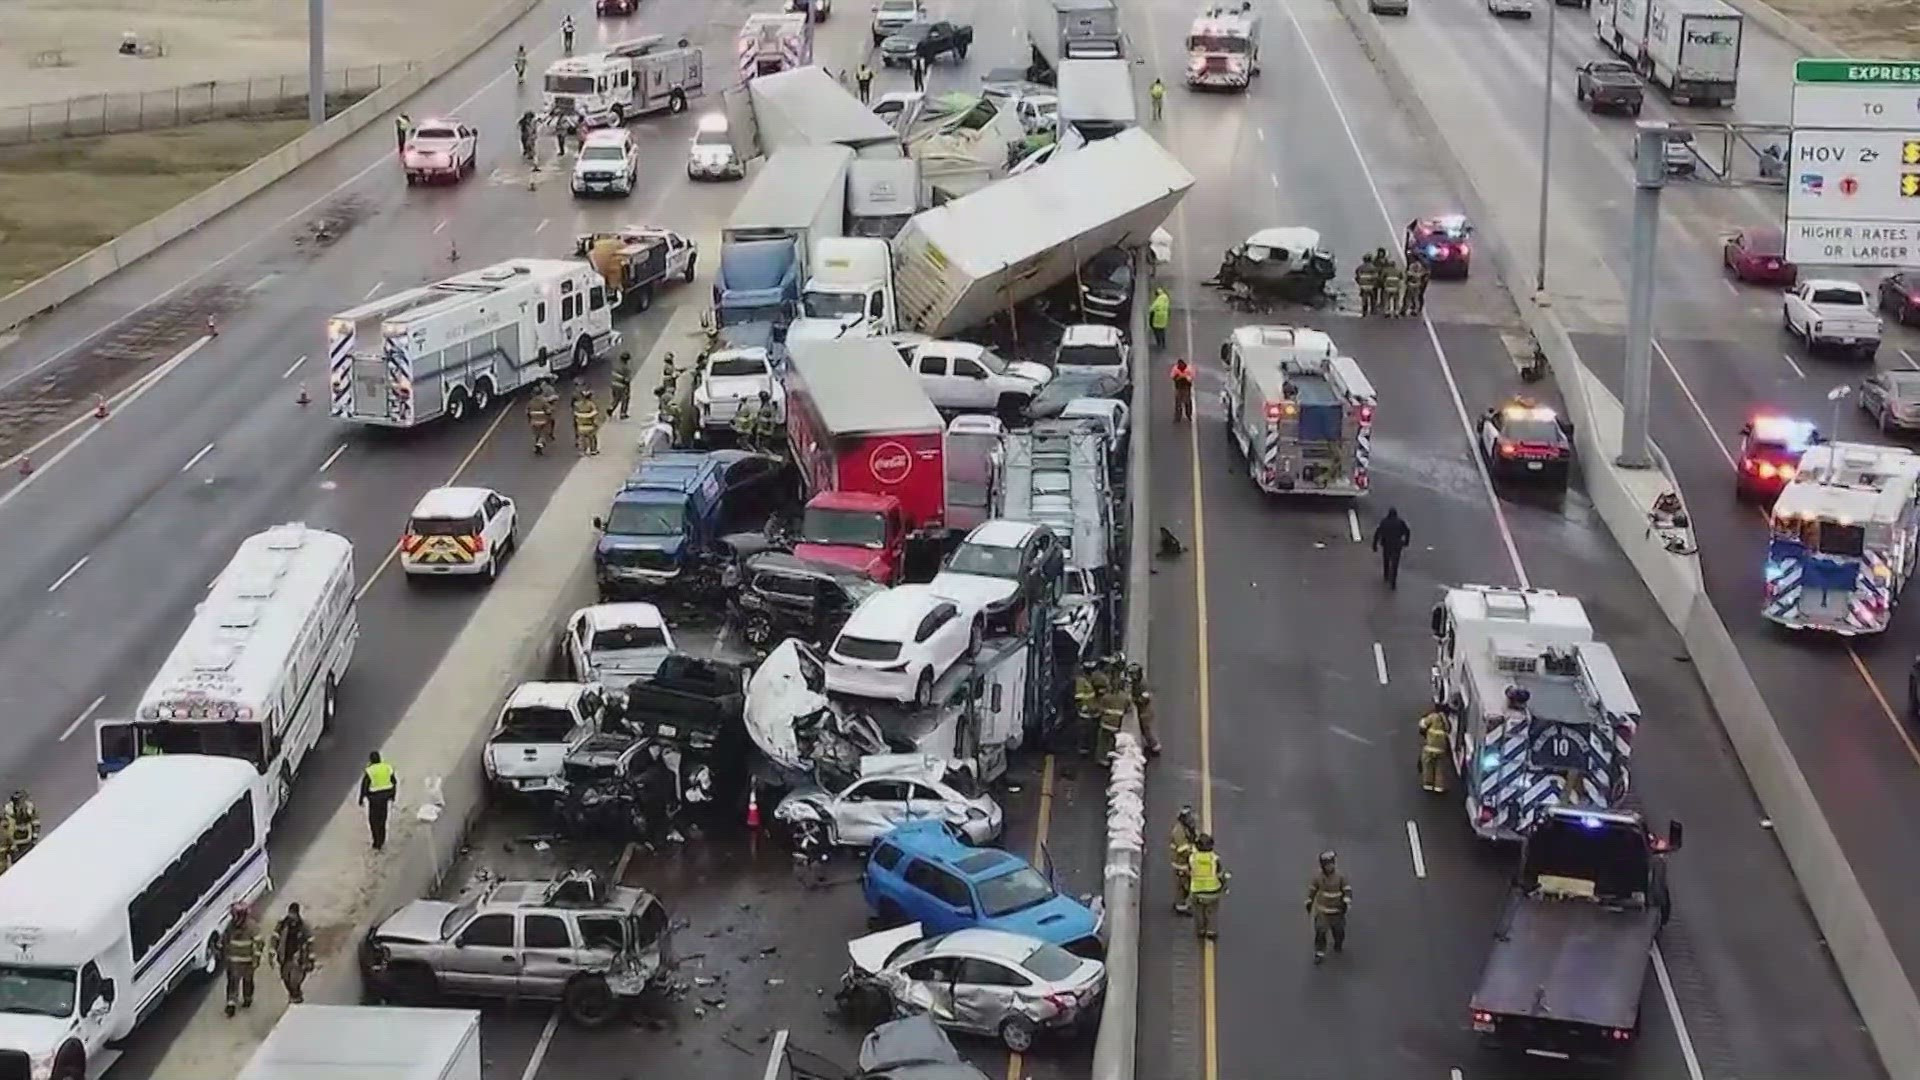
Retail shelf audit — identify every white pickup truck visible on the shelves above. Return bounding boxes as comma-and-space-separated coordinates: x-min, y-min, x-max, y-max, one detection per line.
1784, 279, 1882, 360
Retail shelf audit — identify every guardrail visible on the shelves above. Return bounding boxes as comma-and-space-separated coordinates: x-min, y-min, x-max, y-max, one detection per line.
0, 65, 413, 146
0, 0, 541, 336
1327, 0, 1920, 1074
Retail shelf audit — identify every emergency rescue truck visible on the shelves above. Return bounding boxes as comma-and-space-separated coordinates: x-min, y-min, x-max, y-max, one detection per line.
1763, 441, 1920, 635
1429, 585, 1640, 842
543, 35, 704, 128
1218, 324, 1376, 497
1185, 1, 1260, 89
328, 259, 619, 428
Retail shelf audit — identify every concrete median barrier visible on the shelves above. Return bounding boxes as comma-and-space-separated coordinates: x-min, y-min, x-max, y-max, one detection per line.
0, 0, 542, 336
147, 305, 708, 1079
1328, 0, 1920, 1074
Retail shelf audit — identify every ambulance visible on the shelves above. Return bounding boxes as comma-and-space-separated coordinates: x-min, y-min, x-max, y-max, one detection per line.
1429, 585, 1640, 841
1218, 325, 1376, 497
1763, 441, 1920, 635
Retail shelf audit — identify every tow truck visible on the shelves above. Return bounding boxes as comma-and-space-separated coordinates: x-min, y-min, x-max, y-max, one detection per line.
1430, 585, 1641, 841
1218, 325, 1377, 497
1404, 214, 1474, 278
1734, 414, 1819, 502
1764, 441, 1920, 635
1471, 807, 1680, 1064
577, 226, 698, 313
1477, 397, 1572, 484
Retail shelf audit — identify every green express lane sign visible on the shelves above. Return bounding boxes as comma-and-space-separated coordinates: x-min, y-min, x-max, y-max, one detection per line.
1797, 60, 1920, 84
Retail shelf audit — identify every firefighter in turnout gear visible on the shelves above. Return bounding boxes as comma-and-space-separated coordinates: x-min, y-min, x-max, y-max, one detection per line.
223, 905, 264, 1015
1126, 662, 1162, 756
1368, 248, 1392, 315
732, 393, 759, 448
751, 391, 781, 454
1169, 357, 1195, 422
526, 384, 557, 455
1306, 850, 1352, 963
1095, 679, 1129, 762
1417, 703, 1451, 793
654, 352, 680, 413
1354, 253, 1379, 316
1187, 833, 1227, 939
1, 791, 39, 867
609, 352, 634, 420
272, 903, 315, 1004
572, 383, 602, 456
1169, 805, 1200, 914
1377, 252, 1404, 319
1402, 256, 1431, 316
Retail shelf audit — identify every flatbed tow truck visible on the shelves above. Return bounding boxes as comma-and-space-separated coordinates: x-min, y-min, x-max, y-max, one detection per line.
1471, 806, 1681, 1064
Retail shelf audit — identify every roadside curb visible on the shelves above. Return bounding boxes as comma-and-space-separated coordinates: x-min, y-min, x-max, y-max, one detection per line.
146, 306, 707, 1079
0, 0, 542, 336
1327, 0, 1920, 1074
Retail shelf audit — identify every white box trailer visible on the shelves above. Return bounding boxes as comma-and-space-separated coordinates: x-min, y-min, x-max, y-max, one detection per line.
723, 144, 853, 274
327, 259, 619, 428
240, 1006, 482, 1080
1593, 0, 1652, 63
1644, 0, 1741, 105
1056, 58, 1136, 141
723, 65, 902, 162
1027, 0, 1124, 83
891, 126, 1193, 338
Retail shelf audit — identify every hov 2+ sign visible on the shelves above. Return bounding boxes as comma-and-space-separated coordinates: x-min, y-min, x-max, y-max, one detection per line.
1789, 59, 1920, 266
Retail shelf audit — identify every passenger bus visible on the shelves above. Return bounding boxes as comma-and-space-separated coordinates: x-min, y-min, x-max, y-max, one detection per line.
96, 523, 357, 817
0, 756, 271, 1080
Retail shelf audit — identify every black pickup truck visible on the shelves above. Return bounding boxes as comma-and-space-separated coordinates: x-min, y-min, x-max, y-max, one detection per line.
879, 20, 973, 66
1575, 60, 1645, 115
1470, 806, 1682, 1065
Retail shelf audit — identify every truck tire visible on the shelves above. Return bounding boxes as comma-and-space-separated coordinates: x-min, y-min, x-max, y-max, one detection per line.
446, 389, 472, 422
573, 339, 593, 369
610, 103, 625, 126
52, 1049, 84, 1080
633, 284, 654, 312
669, 90, 687, 114
564, 974, 618, 1026
683, 254, 698, 283
471, 379, 496, 413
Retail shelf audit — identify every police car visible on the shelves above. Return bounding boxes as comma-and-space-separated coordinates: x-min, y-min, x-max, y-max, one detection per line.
1735, 414, 1819, 503
1404, 215, 1473, 278
1477, 398, 1572, 482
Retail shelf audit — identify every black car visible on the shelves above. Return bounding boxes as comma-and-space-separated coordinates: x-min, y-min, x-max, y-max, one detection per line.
1879, 271, 1920, 325
880, 19, 973, 65
1477, 398, 1573, 481
729, 552, 885, 651
1077, 247, 1135, 322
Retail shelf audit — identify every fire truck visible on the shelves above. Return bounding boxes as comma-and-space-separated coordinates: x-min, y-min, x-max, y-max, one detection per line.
1185, 1, 1260, 89
1764, 441, 1920, 635
1218, 325, 1376, 497
1429, 585, 1641, 841
542, 35, 704, 128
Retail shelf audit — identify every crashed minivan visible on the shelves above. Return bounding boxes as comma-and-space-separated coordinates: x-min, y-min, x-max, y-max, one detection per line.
361, 870, 673, 1025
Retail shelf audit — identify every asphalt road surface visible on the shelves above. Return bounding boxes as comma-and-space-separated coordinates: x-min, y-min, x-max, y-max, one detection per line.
1124, 0, 1885, 1076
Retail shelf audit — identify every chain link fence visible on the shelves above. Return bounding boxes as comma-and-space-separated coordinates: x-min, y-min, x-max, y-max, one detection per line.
0, 63, 422, 145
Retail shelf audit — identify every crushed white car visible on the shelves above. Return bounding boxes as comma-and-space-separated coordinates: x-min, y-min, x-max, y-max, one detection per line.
773, 752, 1003, 847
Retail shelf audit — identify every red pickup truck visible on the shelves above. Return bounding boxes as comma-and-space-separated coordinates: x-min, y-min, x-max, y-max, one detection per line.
784, 340, 947, 583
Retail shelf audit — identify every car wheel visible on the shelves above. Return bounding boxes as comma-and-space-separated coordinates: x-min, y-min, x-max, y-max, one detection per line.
744, 612, 775, 648
1881, 406, 1894, 434
484, 553, 500, 583
1630, 102, 1642, 116
564, 974, 618, 1026
610, 104, 625, 125
999, 1016, 1038, 1052
683, 254, 699, 283
968, 618, 983, 655
913, 670, 934, 708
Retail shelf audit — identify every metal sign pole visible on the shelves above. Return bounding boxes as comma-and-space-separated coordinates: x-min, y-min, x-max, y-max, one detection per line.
1619, 123, 1668, 470
308, 0, 326, 124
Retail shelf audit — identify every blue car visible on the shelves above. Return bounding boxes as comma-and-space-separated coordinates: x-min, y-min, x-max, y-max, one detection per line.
864, 820, 1104, 957
592, 449, 792, 598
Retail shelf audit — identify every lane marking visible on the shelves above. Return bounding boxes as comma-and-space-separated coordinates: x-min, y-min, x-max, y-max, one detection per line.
433, 219, 449, 235
1722, 279, 1739, 296
58, 695, 106, 742
317, 443, 349, 473
0, 17, 567, 401
1373, 642, 1389, 684
1328, 725, 1372, 745
47, 556, 89, 593
1451, 1069, 1464, 1080
181, 442, 215, 472
281, 354, 307, 379
1405, 820, 1427, 879
1269, 173, 1279, 189
362, 281, 385, 300
1779, 352, 1806, 379
520, 1010, 562, 1080
248, 273, 279, 292
1006, 753, 1059, 1080
1651, 945, 1707, 1080
0, 336, 211, 487
1902, 348, 1918, 370
356, 405, 512, 602
1347, 507, 1362, 543
1256, 125, 1265, 142
535, 217, 550, 233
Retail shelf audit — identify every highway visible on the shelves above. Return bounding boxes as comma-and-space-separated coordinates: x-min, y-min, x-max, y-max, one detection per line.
1363, 0, 1920, 1026
1125, 0, 1887, 1075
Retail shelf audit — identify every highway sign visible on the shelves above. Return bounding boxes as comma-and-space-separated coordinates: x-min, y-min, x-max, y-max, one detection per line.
1789, 59, 1920, 265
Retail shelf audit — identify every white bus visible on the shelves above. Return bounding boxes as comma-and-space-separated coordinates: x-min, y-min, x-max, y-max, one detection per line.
0, 756, 271, 1080
96, 523, 357, 817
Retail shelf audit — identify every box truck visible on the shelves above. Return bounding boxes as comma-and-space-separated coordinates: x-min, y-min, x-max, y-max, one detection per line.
715, 144, 853, 348
1643, 0, 1741, 105
240, 1006, 482, 1080
723, 65, 904, 162
1027, 0, 1125, 83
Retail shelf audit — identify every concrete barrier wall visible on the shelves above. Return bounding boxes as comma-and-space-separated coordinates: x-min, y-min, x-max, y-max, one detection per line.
0, 0, 541, 336
1327, 0, 1920, 1075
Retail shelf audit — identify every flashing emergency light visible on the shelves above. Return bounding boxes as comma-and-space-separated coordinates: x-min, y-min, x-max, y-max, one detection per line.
1357, 404, 1375, 423
1264, 401, 1300, 420
1480, 752, 1500, 771
1502, 404, 1557, 422
1749, 414, 1817, 447
1578, 814, 1603, 829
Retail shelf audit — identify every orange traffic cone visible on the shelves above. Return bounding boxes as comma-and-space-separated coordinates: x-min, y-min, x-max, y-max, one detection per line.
93, 395, 108, 419
448, 239, 459, 263
296, 383, 311, 407
745, 785, 761, 830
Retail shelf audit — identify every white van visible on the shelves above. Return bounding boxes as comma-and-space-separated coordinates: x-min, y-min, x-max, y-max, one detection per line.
0, 756, 270, 1080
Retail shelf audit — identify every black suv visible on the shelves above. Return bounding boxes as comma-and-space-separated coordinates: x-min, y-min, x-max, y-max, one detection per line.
729, 552, 884, 651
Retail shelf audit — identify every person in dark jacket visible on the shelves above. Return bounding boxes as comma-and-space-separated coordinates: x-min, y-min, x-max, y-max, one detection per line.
1371, 507, 1411, 589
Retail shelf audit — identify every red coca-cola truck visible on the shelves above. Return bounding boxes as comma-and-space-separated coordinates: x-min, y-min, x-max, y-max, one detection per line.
784, 339, 946, 584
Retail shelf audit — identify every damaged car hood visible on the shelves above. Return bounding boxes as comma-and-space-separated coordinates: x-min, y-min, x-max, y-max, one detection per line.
848, 922, 927, 975
744, 639, 889, 775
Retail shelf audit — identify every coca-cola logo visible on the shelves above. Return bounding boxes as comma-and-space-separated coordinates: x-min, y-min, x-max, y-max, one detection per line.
870, 441, 914, 485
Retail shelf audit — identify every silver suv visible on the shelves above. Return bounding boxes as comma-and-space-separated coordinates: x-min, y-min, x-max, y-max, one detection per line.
361, 870, 673, 1025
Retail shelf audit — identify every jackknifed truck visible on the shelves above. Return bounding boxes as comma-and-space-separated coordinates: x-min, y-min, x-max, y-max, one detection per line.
1026, 0, 1125, 83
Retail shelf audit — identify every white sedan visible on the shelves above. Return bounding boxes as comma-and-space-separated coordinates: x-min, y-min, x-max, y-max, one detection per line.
773, 753, 1003, 847
827, 585, 982, 705
559, 603, 676, 688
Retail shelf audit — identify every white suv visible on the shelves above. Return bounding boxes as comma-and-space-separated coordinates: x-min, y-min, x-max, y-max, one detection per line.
573, 129, 639, 197
400, 486, 517, 584
906, 339, 1052, 415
